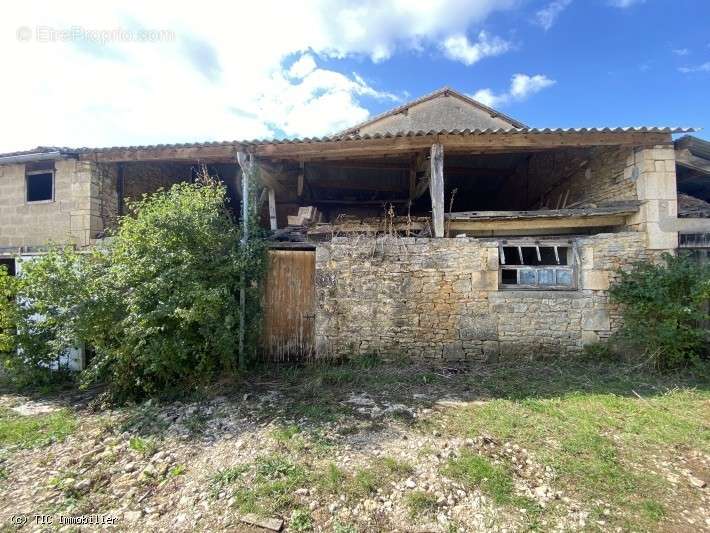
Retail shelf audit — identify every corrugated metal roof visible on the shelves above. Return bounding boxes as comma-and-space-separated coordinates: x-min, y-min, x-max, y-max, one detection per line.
0, 127, 697, 159
0, 146, 74, 158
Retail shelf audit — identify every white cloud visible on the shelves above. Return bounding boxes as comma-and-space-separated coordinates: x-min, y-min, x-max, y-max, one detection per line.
441, 31, 512, 66
607, 0, 645, 7
534, 0, 572, 31
672, 48, 690, 56
678, 62, 710, 73
0, 1, 522, 151
472, 73, 556, 107
287, 54, 317, 79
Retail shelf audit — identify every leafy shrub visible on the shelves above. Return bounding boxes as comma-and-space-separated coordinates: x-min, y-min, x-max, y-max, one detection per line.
0, 266, 19, 355
609, 252, 709, 369
2, 178, 265, 399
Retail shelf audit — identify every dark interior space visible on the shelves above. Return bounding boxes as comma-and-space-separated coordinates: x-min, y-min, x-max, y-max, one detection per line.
0, 258, 16, 276
26, 171, 53, 202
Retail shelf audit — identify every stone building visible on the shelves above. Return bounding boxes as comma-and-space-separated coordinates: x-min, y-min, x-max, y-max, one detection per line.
0, 87, 706, 362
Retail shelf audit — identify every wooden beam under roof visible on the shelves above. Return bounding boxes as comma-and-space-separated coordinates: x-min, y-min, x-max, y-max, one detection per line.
78, 131, 672, 163
254, 132, 671, 160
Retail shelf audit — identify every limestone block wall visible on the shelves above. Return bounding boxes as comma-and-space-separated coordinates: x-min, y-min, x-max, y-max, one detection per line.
315, 233, 658, 361
523, 146, 638, 209
0, 159, 114, 250
626, 144, 678, 249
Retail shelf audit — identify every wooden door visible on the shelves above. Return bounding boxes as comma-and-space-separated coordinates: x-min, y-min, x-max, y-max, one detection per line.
263, 249, 316, 360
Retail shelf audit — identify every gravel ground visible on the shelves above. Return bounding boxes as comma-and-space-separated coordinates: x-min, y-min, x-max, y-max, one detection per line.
0, 360, 707, 532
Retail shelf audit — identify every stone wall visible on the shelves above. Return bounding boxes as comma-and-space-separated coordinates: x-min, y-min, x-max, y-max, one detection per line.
525, 146, 638, 208
0, 159, 114, 250
314, 233, 658, 361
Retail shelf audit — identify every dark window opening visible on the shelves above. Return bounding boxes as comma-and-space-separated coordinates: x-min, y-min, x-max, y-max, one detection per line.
0, 258, 15, 276
500, 244, 575, 289
26, 171, 53, 202
501, 246, 570, 266
680, 233, 710, 248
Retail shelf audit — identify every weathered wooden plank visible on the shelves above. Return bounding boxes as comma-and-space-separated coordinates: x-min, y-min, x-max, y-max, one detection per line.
263, 250, 315, 360
447, 204, 640, 220
258, 164, 286, 195
307, 221, 426, 235
449, 214, 628, 231
430, 143, 445, 238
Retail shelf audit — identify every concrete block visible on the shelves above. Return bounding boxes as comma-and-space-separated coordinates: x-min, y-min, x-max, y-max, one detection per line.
582, 309, 610, 331
582, 270, 610, 290
646, 222, 677, 250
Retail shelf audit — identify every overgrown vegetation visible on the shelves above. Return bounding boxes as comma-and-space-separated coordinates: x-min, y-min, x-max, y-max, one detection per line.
608, 252, 709, 369
0, 177, 266, 399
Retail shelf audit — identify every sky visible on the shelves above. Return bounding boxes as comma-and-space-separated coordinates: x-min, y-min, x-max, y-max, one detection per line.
1, 0, 709, 153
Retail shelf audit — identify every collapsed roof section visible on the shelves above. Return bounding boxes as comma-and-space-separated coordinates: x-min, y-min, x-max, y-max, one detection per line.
675, 135, 710, 202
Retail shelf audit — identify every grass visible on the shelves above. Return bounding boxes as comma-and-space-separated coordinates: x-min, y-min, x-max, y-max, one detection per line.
441, 359, 710, 530
444, 451, 536, 511
406, 490, 439, 517
0, 407, 76, 449
326, 456, 414, 499
222, 454, 310, 516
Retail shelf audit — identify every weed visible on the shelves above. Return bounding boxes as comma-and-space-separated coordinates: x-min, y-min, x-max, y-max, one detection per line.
128, 436, 158, 456
289, 508, 314, 531
182, 411, 210, 434
640, 499, 665, 522
211, 465, 248, 495
168, 464, 186, 478
332, 522, 357, 533
272, 424, 301, 443
230, 454, 310, 516
318, 463, 345, 493
378, 456, 414, 475
406, 490, 439, 517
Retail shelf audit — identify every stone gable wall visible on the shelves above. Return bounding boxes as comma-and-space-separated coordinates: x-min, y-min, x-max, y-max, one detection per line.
314, 233, 660, 361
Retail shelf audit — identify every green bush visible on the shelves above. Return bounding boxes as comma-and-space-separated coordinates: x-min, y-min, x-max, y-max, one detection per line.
609, 252, 709, 370
1, 178, 265, 399
0, 250, 85, 387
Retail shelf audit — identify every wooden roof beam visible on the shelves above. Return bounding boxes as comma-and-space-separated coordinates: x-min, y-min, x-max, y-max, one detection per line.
254, 132, 671, 160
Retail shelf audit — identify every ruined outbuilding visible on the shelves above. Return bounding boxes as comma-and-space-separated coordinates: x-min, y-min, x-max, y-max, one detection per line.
0, 87, 706, 362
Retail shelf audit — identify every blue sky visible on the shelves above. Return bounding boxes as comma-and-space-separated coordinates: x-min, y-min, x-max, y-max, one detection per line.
1, 0, 709, 152
330, 0, 710, 136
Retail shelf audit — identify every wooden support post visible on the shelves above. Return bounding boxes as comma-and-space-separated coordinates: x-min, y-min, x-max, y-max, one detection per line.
408, 155, 417, 200
430, 143, 445, 238
297, 162, 305, 198
268, 188, 278, 230
236, 151, 252, 370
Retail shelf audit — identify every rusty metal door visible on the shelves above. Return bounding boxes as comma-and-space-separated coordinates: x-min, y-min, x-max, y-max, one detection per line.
263, 249, 316, 360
